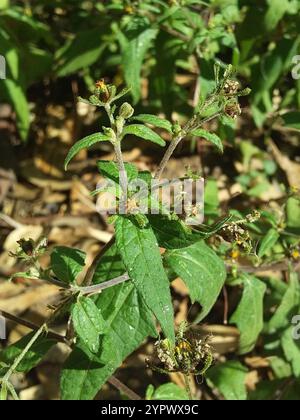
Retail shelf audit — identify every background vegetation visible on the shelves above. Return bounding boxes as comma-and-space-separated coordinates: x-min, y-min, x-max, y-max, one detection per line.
0, 0, 300, 400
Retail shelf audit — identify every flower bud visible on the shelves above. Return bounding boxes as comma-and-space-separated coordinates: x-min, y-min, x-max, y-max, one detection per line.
223, 80, 240, 95
118, 102, 134, 119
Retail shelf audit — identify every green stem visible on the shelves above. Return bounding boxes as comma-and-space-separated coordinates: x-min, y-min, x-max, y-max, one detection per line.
2, 324, 46, 384
155, 111, 223, 179
183, 374, 194, 400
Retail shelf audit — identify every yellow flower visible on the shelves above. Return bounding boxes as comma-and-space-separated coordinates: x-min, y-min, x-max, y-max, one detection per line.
124, 5, 134, 14
291, 249, 300, 260
230, 249, 240, 260
95, 79, 106, 90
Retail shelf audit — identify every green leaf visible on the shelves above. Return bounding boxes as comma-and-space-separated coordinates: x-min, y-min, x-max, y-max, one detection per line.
152, 32, 180, 118
148, 383, 189, 400
251, 38, 299, 106
1, 79, 30, 141
190, 128, 223, 153
204, 179, 219, 216
286, 197, 300, 229
206, 361, 248, 400
230, 274, 266, 354
51, 246, 86, 284
165, 242, 226, 321
0, 28, 30, 141
196, 216, 233, 238
264, 0, 289, 32
64, 133, 110, 169
131, 114, 172, 132
0, 332, 56, 373
281, 111, 300, 130
61, 244, 156, 400
122, 124, 166, 147
249, 379, 300, 400
148, 215, 204, 249
258, 228, 280, 258
0, 0, 9, 9
55, 28, 106, 77
72, 297, 106, 354
61, 341, 108, 401
268, 356, 292, 379
97, 160, 138, 184
281, 327, 300, 377
267, 272, 300, 333
117, 17, 158, 103
115, 216, 175, 343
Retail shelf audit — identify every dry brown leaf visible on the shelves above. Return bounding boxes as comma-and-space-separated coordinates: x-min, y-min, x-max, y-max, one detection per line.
0, 284, 59, 314
4, 225, 43, 253
269, 139, 300, 187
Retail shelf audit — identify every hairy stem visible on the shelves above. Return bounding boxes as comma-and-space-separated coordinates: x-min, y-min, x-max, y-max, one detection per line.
74, 273, 130, 296
183, 374, 194, 400
155, 111, 222, 179
113, 139, 128, 201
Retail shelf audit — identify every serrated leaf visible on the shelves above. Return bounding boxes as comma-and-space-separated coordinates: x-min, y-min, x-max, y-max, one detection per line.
206, 361, 248, 400
148, 215, 204, 249
267, 272, 300, 333
148, 383, 189, 400
0, 332, 56, 373
118, 18, 158, 103
258, 228, 280, 258
191, 128, 223, 153
131, 114, 172, 132
64, 133, 110, 169
97, 160, 138, 184
61, 244, 156, 400
72, 297, 106, 354
122, 124, 166, 147
115, 216, 175, 343
230, 274, 266, 354
165, 241, 226, 322
60, 342, 109, 401
51, 246, 86, 284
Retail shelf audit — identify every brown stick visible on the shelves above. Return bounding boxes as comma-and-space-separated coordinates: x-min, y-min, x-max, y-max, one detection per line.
82, 236, 116, 287
0, 309, 68, 344
222, 286, 229, 325
108, 376, 142, 400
